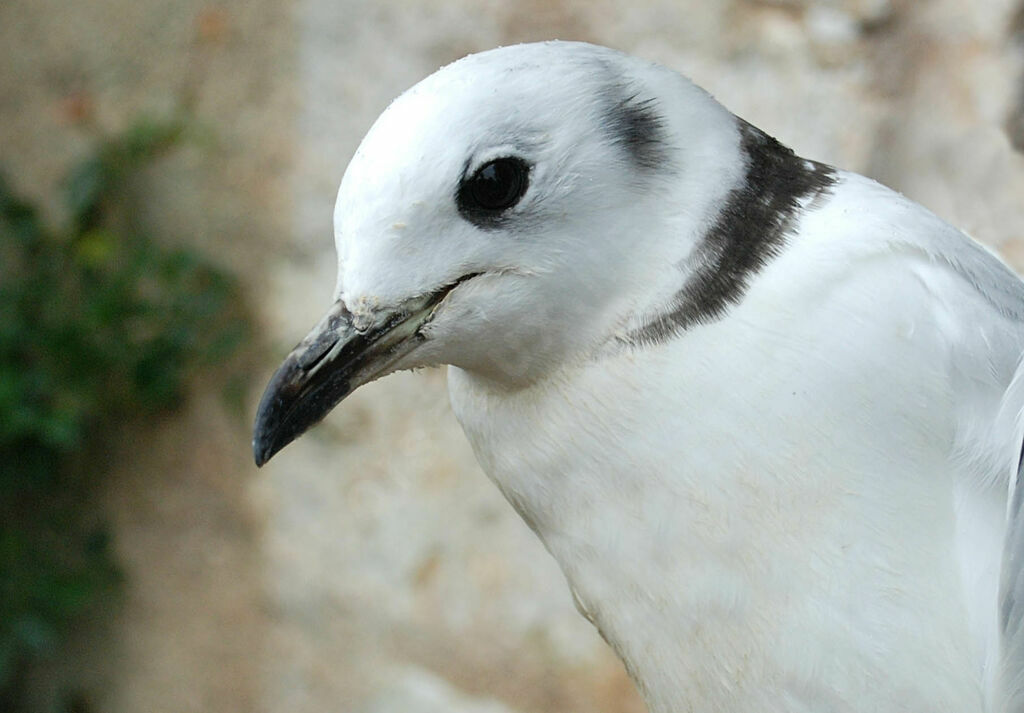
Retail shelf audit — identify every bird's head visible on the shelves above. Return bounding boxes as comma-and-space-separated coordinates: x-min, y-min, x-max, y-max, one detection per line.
253, 41, 742, 466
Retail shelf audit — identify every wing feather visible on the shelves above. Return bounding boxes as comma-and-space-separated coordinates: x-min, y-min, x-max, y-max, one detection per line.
811, 172, 1024, 710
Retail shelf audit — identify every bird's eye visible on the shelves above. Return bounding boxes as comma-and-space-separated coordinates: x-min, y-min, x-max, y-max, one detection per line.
457, 157, 530, 220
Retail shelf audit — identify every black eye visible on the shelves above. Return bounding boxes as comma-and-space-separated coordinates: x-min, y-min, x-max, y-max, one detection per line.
457, 157, 530, 225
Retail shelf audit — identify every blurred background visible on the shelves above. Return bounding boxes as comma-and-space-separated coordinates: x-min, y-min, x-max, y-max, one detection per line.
1, 1, 1023, 712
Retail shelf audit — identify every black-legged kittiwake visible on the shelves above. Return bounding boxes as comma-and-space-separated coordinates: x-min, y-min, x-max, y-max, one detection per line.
253, 41, 1024, 712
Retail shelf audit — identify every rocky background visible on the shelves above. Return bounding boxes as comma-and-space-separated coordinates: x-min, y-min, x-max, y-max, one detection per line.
2, 1, 1023, 711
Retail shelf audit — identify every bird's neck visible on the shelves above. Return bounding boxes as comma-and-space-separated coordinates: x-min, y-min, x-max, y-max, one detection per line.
447, 322, 978, 711
450, 356, 810, 710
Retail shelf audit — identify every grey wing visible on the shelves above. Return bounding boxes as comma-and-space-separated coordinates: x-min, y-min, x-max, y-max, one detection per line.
839, 172, 1024, 709
912, 219, 1024, 711
998, 417, 1024, 711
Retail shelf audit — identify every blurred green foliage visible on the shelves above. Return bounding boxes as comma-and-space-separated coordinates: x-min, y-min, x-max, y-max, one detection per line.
0, 116, 249, 709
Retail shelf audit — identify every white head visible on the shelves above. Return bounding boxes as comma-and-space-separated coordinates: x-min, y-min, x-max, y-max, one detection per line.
254, 41, 745, 464
334, 41, 744, 381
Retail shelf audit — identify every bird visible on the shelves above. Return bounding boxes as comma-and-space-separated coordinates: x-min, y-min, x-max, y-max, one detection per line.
252, 41, 1024, 712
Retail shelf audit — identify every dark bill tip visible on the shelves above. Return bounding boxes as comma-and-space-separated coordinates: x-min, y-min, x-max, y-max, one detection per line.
252, 350, 352, 467
252, 300, 358, 467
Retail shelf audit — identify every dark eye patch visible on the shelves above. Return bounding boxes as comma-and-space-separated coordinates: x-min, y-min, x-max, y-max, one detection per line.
457, 157, 530, 228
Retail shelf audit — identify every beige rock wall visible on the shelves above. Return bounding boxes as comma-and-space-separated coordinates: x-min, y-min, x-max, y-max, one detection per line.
3, 1, 1023, 712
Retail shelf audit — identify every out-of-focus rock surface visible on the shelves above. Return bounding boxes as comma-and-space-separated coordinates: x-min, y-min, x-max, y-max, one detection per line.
3, 1, 1024, 712
362, 667, 519, 713
1, 1, 294, 712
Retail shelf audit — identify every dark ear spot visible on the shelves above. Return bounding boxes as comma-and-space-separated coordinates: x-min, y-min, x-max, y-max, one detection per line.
602, 87, 669, 172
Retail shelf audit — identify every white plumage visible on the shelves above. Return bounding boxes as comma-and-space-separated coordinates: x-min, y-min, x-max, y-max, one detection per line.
254, 41, 1024, 712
